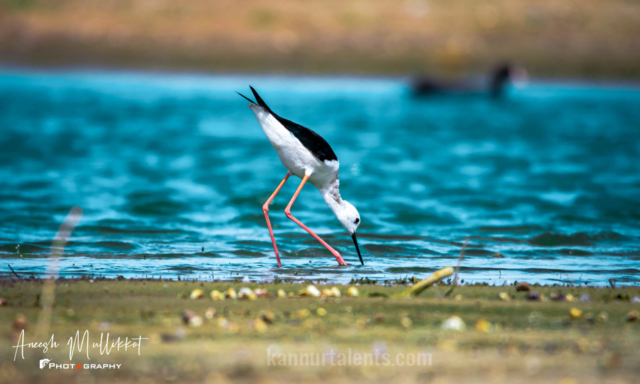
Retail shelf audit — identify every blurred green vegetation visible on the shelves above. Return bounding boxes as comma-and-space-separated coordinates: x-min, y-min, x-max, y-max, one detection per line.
0, 278, 639, 383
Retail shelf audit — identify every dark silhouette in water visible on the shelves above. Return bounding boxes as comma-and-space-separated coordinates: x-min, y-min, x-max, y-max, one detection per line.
411, 63, 527, 98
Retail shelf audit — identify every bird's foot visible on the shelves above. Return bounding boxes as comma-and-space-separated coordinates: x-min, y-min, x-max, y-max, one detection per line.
274, 252, 282, 268
333, 253, 348, 266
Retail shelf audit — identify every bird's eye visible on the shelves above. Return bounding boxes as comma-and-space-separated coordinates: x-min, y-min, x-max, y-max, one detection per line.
354, 218, 360, 224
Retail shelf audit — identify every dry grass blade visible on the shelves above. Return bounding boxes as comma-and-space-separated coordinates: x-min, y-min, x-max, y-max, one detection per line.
445, 236, 468, 297
35, 207, 83, 341
7, 264, 21, 279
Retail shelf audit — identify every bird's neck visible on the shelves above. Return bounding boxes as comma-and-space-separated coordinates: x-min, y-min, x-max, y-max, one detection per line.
321, 178, 343, 214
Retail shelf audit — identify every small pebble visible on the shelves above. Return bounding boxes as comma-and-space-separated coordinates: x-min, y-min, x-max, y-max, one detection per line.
475, 319, 492, 333
596, 311, 608, 323
190, 289, 204, 300
321, 288, 333, 297
299, 285, 321, 297
442, 316, 466, 331
238, 287, 257, 301
347, 287, 359, 297
253, 318, 268, 333
400, 317, 412, 329
182, 310, 196, 325
210, 290, 225, 301
260, 311, 275, 324
205, 308, 217, 320
515, 282, 530, 292
321, 287, 342, 297
296, 309, 310, 319
188, 315, 203, 328
527, 291, 541, 301
13, 314, 27, 331
569, 308, 582, 319
225, 288, 238, 300
626, 310, 639, 322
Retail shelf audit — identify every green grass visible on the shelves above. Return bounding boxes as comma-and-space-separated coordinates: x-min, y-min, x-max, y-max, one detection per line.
1, 277, 639, 383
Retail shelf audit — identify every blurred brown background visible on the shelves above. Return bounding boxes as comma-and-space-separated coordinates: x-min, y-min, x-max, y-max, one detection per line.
1, 0, 639, 78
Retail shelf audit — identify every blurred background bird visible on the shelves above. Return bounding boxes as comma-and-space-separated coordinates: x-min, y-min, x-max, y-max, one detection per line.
411, 63, 528, 98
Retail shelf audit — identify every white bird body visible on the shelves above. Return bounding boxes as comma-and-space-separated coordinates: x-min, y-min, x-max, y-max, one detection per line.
249, 104, 340, 191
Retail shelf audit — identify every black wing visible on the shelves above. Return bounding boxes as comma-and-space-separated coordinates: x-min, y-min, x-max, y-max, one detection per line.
249, 86, 338, 162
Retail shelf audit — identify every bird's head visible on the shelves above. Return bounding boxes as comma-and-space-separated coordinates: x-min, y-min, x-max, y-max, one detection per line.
491, 62, 528, 97
336, 199, 360, 235
322, 179, 364, 265
332, 199, 363, 265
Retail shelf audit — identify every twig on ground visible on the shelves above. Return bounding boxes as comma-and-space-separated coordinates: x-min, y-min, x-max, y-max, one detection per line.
8, 264, 21, 279
35, 206, 83, 340
445, 236, 468, 297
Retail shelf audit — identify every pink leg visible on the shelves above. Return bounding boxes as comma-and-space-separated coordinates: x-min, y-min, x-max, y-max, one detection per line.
263, 172, 291, 267
284, 175, 348, 266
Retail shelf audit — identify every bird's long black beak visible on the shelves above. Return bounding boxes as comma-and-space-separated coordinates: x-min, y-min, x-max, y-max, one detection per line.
352, 233, 364, 265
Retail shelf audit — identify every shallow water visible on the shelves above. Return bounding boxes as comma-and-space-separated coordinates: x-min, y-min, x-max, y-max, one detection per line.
1, 69, 639, 285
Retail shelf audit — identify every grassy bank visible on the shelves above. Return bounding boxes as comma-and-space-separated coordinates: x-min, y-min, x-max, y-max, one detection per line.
0, 0, 639, 78
1, 277, 639, 383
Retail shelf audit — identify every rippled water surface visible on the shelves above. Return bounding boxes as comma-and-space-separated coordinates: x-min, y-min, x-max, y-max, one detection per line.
1, 69, 639, 285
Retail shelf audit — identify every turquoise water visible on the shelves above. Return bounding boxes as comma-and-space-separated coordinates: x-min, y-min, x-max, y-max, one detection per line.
1, 69, 639, 285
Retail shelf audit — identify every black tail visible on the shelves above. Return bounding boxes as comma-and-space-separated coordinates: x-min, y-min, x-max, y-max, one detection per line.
250, 86, 272, 113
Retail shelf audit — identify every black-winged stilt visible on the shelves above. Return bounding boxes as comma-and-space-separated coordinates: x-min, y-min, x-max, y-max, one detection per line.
411, 63, 527, 98
238, 86, 362, 267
